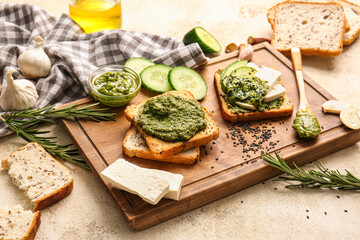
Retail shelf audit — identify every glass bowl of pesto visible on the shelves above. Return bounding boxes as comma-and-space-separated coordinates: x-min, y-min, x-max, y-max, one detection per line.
88, 65, 141, 107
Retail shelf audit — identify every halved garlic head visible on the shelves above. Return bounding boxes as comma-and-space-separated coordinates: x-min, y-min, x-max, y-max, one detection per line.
340, 106, 360, 129
322, 100, 351, 114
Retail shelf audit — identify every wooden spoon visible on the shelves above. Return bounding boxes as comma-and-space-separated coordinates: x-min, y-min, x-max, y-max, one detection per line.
291, 47, 321, 138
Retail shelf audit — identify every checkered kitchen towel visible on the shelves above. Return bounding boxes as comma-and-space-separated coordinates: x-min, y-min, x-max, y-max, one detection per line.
0, 3, 207, 136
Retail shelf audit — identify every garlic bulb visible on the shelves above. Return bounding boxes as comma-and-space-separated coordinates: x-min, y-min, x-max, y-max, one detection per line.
17, 36, 51, 79
0, 69, 39, 111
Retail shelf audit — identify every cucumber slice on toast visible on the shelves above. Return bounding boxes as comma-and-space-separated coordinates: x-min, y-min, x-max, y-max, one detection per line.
124, 57, 155, 75
220, 60, 248, 92
229, 66, 257, 79
168, 66, 207, 100
140, 65, 173, 93
183, 27, 222, 53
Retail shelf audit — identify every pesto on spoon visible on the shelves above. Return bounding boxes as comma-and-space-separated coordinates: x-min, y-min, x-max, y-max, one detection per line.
290, 48, 321, 138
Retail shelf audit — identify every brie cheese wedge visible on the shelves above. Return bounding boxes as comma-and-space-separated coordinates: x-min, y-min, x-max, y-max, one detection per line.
235, 101, 256, 110
101, 159, 169, 205
254, 66, 281, 90
263, 83, 286, 102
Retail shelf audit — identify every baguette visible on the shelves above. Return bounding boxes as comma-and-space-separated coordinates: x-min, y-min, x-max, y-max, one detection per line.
271, 2, 346, 56
267, 0, 360, 45
0, 205, 41, 240
123, 125, 200, 164
1, 142, 74, 211
214, 71, 294, 123
124, 90, 219, 160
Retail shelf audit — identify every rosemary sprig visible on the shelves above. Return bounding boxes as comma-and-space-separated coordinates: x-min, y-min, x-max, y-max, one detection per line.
0, 103, 116, 170
262, 151, 360, 191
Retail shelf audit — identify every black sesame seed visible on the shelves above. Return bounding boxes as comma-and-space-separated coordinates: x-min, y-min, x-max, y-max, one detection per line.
344, 210, 348, 213
306, 216, 309, 219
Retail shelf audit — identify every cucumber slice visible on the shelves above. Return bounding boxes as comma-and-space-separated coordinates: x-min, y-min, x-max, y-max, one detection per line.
124, 57, 155, 75
220, 60, 248, 92
229, 66, 257, 79
168, 66, 207, 100
140, 65, 173, 93
183, 27, 222, 53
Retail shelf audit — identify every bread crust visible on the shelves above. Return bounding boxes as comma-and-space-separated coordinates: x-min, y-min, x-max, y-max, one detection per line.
122, 125, 200, 164
124, 90, 219, 159
337, 0, 360, 45
214, 71, 294, 123
21, 210, 41, 240
271, 1, 347, 57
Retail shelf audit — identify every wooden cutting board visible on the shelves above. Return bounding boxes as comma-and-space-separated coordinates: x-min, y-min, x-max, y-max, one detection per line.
60, 42, 360, 230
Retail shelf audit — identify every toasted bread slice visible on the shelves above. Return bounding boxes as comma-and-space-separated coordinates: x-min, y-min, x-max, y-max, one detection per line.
0, 205, 41, 240
271, 2, 346, 57
214, 71, 294, 123
1, 142, 74, 211
123, 125, 200, 164
124, 90, 219, 159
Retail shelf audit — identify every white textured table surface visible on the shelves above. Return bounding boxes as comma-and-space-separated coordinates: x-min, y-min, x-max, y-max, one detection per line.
1, 0, 360, 239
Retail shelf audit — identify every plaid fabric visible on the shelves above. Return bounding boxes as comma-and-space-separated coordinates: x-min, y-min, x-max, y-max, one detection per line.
0, 3, 207, 136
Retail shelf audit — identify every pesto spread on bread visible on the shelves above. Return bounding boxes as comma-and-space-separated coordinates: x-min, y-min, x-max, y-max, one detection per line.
137, 94, 207, 142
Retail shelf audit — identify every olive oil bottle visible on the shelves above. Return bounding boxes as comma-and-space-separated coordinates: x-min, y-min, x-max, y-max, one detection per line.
69, 0, 122, 33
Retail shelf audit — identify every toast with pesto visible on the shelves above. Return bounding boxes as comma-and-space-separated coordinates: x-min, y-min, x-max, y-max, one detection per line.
214, 69, 294, 123
123, 125, 200, 164
124, 90, 219, 160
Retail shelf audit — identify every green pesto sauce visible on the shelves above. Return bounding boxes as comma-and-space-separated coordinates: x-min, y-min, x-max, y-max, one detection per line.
94, 71, 136, 96
226, 75, 268, 107
292, 111, 321, 138
137, 94, 207, 142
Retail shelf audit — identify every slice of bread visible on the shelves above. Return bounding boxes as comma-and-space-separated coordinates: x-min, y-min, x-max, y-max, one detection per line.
214, 71, 294, 123
0, 205, 41, 240
267, 0, 360, 46
338, 0, 360, 45
271, 2, 346, 56
123, 125, 200, 164
1, 142, 74, 211
267, 0, 350, 32
124, 90, 219, 160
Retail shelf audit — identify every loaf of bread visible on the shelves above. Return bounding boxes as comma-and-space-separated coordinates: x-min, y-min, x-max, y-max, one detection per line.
0, 205, 41, 240
123, 125, 200, 164
271, 2, 346, 56
267, 0, 360, 46
1, 142, 74, 211
124, 90, 219, 160
214, 71, 294, 122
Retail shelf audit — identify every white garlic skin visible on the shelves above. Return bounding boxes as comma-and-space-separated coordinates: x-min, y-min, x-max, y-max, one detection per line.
17, 36, 51, 79
0, 69, 39, 111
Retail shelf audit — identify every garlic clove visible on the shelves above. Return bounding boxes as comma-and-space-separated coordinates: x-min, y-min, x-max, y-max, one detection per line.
0, 69, 39, 111
238, 44, 253, 61
340, 106, 360, 130
322, 100, 351, 114
17, 36, 52, 79
225, 43, 239, 53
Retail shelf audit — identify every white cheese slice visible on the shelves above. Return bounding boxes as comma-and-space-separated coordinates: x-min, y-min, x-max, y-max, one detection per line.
254, 66, 281, 90
263, 83, 286, 102
245, 62, 261, 71
100, 159, 169, 205
151, 169, 184, 200
235, 101, 256, 110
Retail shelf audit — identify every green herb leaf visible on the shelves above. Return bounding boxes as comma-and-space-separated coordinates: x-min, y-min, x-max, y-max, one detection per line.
262, 152, 360, 191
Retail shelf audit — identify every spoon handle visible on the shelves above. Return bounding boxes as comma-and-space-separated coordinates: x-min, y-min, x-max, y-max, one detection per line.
291, 47, 309, 111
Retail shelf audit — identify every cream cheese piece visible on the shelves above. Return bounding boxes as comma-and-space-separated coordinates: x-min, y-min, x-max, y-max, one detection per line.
235, 101, 256, 110
263, 83, 286, 102
322, 100, 351, 114
254, 66, 281, 90
100, 159, 169, 205
151, 169, 184, 200
245, 62, 261, 71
